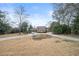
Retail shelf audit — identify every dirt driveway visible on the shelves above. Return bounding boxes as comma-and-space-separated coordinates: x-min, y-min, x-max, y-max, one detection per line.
0, 33, 79, 56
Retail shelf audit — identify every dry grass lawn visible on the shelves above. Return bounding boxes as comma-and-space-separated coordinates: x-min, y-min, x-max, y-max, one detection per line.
0, 34, 79, 56
0, 33, 20, 38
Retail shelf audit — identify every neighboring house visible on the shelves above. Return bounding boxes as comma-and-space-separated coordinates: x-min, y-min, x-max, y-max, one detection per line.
36, 26, 48, 33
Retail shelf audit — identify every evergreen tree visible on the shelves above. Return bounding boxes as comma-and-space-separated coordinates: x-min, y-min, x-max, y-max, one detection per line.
28, 25, 33, 33
72, 13, 79, 34
21, 22, 28, 33
0, 10, 11, 34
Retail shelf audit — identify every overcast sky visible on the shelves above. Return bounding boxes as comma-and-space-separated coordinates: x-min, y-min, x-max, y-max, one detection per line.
0, 3, 55, 27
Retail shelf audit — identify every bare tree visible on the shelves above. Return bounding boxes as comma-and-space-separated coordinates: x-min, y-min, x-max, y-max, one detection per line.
52, 3, 65, 25
14, 5, 28, 34
52, 3, 79, 26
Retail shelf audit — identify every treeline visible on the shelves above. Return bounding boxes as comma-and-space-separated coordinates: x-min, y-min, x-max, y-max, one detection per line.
0, 10, 12, 34
49, 3, 79, 35
0, 6, 33, 35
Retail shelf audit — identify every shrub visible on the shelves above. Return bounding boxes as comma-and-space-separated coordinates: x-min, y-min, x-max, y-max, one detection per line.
0, 23, 12, 34
65, 26, 71, 34
52, 24, 71, 34
53, 25, 63, 34
62, 24, 71, 34
11, 28, 19, 33
21, 22, 28, 34
49, 22, 59, 32
27, 25, 33, 33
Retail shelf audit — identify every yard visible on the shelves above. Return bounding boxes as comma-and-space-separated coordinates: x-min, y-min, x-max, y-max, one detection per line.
0, 33, 79, 56
0, 33, 20, 38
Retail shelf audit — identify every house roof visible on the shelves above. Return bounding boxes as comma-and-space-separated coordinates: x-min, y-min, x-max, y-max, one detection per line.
37, 26, 47, 29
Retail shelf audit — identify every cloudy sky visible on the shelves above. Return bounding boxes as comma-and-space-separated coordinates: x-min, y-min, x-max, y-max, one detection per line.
0, 3, 54, 27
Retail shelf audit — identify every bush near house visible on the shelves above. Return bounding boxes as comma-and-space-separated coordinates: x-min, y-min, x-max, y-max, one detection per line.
53, 24, 62, 34
52, 24, 71, 34
62, 24, 71, 34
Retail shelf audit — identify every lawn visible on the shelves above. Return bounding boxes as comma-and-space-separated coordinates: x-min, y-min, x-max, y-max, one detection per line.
0, 33, 26, 38
0, 34, 79, 56
0, 33, 19, 38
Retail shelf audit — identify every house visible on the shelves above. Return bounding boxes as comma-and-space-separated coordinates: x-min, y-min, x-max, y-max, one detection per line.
36, 26, 48, 33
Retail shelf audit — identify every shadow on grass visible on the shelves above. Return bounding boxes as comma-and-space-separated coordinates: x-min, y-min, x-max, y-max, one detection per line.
32, 34, 52, 40
55, 40, 61, 43
63, 39, 79, 47
63, 39, 79, 43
